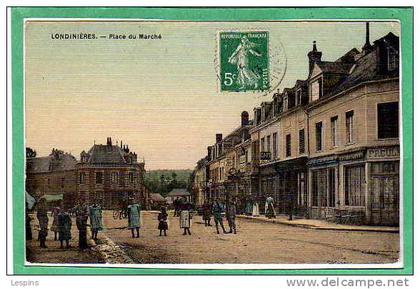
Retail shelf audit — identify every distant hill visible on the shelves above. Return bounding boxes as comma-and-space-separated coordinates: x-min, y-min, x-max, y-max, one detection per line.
144, 169, 193, 197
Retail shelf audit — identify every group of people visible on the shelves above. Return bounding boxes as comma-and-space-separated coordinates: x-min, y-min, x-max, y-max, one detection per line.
202, 198, 237, 234
26, 198, 104, 250
26, 195, 281, 250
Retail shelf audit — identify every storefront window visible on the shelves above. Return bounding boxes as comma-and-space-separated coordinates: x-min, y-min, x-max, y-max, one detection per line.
344, 164, 366, 206
377, 102, 399, 139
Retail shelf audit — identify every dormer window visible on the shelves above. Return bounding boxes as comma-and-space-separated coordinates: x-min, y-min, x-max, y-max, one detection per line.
283, 96, 288, 112
296, 89, 302, 105
310, 77, 323, 102
387, 47, 398, 71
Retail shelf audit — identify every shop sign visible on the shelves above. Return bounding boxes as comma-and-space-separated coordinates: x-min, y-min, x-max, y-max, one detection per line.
367, 146, 399, 159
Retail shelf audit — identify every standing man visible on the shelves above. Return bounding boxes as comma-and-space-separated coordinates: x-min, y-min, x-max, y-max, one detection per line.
127, 198, 141, 238
50, 204, 61, 241
212, 198, 227, 234
76, 200, 89, 250
58, 208, 72, 249
202, 199, 212, 227
36, 198, 49, 248
265, 195, 276, 219
226, 199, 237, 234
25, 204, 33, 241
89, 201, 103, 241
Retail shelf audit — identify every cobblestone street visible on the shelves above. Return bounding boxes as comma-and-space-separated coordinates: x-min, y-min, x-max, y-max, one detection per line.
100, 211, 400, 264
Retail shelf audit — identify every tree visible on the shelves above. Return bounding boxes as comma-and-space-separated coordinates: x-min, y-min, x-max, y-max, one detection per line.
26, 147, 37, 158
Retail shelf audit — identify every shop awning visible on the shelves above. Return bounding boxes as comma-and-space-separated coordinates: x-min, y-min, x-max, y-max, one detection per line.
40, 194, 63, 202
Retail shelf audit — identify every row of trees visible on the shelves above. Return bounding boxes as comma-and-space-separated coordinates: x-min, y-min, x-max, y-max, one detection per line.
143, 171, 192, 197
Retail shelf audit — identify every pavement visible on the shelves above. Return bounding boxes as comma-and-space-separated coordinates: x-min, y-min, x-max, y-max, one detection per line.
237, 214, 399, 233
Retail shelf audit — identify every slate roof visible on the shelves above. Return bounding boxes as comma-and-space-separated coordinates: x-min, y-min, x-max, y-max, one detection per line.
167, 188, 190, 197
26, 152, 77, 173
87, 144, 127, 164
150, 193, 166, 202
315, 61, 354, 75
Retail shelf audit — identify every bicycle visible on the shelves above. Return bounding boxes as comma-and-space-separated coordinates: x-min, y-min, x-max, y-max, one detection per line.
113, 208, 128, 220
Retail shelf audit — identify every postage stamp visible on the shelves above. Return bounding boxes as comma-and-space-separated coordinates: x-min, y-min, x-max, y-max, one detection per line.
219, 31, 270, 92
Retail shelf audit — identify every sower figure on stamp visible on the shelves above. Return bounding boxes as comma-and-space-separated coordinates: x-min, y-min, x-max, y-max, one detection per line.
226, 199, 237, 234
202, 199, 212, 227
36, 198, 49, 248
50, 204, 61, 241
58, 208, 72, 249
127, 198, 141, 238
212, 198, 227, 234
158, 206, 169, 236
76, 201, 89, 250
179, 200, 192, 235
89, 201, 103, 241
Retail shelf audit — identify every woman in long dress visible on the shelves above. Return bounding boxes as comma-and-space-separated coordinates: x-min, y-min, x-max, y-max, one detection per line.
89, 202, 103, 241
158, 206, 168, 236
179, 201, 192, 235
265, 196, 276, 219
127, 200, 141, 238
58, 209, 72, 249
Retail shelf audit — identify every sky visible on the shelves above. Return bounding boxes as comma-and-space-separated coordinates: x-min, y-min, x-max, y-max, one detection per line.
25, 21, 400, 170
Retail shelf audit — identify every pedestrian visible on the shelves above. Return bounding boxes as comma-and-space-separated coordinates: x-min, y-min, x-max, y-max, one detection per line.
265, 196, 276, 219
76, 201, 89, 250
245, 197, 253, 216
252, 199, 260, 217
202, 199, 212, 227
158, 206, 169, 236
50, 205, 61, 241
58, 208, 72, 249
127, 198, 141, 238
89, 201, 103, 241
212, 198, 227, 234
36, 198, 49, 248
179, 201, 192, 235
25, 205, 33, 241
226, 199, 237, 234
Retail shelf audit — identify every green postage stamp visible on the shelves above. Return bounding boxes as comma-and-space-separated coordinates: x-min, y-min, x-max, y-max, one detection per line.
219, 31, 270, 92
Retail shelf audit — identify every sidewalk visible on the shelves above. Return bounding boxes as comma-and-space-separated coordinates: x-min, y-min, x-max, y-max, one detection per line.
237, 214, 399, 233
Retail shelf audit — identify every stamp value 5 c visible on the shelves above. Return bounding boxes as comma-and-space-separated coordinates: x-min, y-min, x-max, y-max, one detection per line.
219, 31, 269, 92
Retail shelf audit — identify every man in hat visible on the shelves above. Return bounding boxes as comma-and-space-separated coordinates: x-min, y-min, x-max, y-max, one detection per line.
36, 198, 49, 248
212, 198, 227, 234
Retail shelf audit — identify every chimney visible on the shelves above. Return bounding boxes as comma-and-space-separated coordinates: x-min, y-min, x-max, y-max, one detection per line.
241, 111, 249, 126
362, 22, 373, 54
307, 41, 322, 76
216, 133, 223, 143
106, 137, 112, 146
120, 140, 122, 148
207, 146, 212, 159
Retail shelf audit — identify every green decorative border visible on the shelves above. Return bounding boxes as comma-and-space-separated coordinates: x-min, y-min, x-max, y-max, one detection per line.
10, 7, 413, 275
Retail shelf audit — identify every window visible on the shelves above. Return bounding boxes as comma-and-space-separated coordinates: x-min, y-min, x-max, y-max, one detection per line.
345, 110, 354, 144
245, 150, 249, 163
387, 47, 398, 71
285, 134, 291, 157
330, 116, 338, 147
79, 172, 86, 184
296, 89, 302, 105
344, 165, 366, 206
111, 172, 119, 183
129, 172, 134, 183
272, 133, 278, 159
315, 122, 323, 151
311, 78, 323, 101
378, 102, 399, 139
266, 135, 271, 153
283, 96, 288, 112
260, 137, 265, 152
299, 129, 305, 154
95, 172, 103, 184
328, 168, 336, 207
61, 177, 65, 188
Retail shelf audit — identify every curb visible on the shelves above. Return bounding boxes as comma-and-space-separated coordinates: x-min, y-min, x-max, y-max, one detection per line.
237, 215, 399, 233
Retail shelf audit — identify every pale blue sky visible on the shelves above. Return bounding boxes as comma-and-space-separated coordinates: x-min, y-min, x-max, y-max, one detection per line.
25, 21, 400, 169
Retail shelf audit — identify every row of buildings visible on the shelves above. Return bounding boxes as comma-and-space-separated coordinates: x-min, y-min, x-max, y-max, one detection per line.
26, 137, 150, 209
192, 25, 400, 226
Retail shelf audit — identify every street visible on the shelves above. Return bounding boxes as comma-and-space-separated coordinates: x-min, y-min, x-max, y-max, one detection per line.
101, 211, 399, 264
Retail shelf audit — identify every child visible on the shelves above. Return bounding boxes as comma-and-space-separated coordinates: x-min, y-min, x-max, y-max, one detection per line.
179, 202, 192, 235
158, 206, 168, 236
